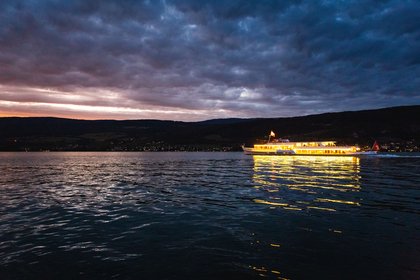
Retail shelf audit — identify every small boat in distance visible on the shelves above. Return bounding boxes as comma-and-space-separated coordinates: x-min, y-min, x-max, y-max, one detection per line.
242, 131, 378, 156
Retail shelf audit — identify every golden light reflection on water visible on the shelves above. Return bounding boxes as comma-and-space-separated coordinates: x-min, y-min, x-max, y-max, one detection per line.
249, 156, 362, 279
249, 265, 291, 279
252, 155, 361, 212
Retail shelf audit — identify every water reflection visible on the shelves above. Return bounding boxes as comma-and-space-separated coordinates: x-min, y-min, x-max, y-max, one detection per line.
252, 155, 361, 212
1, 152, 419, 279
249, 265, 290, 280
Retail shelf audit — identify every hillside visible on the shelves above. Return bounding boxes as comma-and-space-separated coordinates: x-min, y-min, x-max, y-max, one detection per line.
0, 105, 419, 151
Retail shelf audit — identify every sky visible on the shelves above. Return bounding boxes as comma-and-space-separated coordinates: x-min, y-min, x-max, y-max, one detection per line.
0, 0, 419, 121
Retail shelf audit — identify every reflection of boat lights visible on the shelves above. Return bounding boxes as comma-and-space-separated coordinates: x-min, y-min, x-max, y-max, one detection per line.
253, 199, 288, 207
249, 265, 291, 279
315, 198, 361, 206
307, 206, 336, 212
252, 155, 361, 212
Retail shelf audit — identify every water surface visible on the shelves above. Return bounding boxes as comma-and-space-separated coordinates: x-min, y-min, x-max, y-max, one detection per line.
0, 152, 419, 279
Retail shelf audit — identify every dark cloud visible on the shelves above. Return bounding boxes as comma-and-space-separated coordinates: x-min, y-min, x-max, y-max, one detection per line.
0, 0, 419, 120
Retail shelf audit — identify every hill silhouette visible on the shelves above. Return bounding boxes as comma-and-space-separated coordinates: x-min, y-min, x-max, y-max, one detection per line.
0, 105, 419, 151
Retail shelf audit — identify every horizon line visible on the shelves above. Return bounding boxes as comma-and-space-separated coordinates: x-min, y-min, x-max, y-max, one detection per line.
0, 104, 418, 123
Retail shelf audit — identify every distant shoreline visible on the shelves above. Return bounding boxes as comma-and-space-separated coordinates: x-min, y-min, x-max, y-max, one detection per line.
1, 105, 419, 152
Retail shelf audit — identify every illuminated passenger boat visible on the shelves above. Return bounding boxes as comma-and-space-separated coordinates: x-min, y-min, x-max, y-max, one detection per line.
242, 131, 378, 156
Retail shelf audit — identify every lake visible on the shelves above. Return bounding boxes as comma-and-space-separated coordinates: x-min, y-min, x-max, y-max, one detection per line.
0, 152, 419, 279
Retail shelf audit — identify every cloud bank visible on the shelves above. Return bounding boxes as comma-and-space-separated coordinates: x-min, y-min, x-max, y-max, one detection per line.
0, 0, 419, 120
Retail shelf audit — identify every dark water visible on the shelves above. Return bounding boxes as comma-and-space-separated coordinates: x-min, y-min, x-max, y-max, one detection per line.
0, 152, 419, 280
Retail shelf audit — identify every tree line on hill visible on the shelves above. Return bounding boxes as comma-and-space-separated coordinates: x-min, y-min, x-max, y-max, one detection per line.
0, 105, 419, 152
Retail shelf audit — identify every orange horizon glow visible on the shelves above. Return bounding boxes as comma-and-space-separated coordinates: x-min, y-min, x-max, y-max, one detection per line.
0, 111, 109, 120
0, 100, 234, 121
0, 84, 243, 121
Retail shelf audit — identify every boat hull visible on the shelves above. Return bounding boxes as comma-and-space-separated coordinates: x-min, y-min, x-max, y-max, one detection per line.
242, 146, 377, 156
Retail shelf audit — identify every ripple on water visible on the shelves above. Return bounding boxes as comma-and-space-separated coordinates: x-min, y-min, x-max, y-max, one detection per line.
0, 152, 419, 279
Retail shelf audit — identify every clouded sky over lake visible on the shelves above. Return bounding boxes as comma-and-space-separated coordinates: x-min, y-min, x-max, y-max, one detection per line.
0, 0, 419, 120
